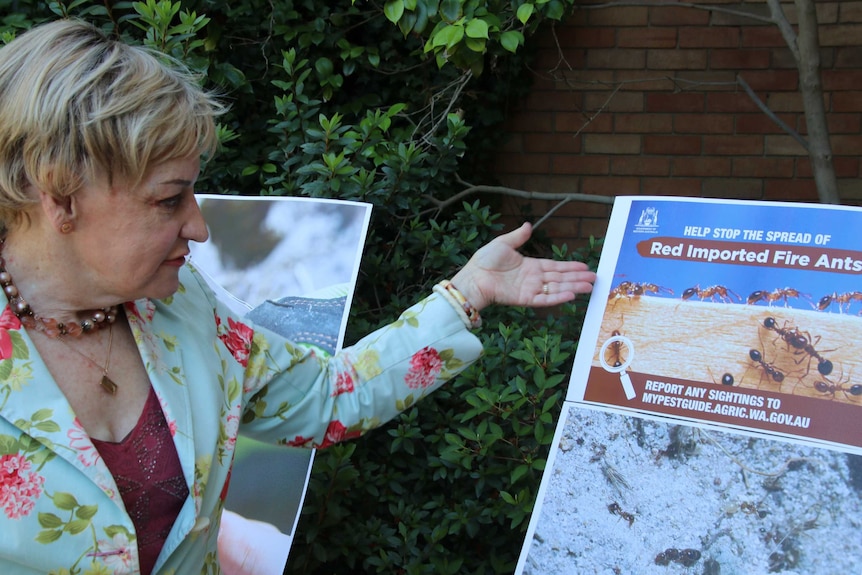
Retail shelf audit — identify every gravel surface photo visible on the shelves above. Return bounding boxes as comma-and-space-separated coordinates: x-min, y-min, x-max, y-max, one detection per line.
518, 404, 862, 575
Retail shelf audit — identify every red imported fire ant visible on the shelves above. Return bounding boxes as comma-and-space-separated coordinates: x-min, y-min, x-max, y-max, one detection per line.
761, 316, 834, 377
607, 502, 635, 527
604, 329, 629, 368
681, 284, 740, 303
608, 281, 673, 301
749, 348, 785, 386
810, 372, 862, 403
816, 291, 862, 314
747, 288, 809, 307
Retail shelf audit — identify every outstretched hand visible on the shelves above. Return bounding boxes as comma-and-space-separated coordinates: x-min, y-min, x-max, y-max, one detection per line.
450, 222, 597, 311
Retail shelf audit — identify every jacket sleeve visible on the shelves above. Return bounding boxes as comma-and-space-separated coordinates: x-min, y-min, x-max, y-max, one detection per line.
190, 265, 485, 448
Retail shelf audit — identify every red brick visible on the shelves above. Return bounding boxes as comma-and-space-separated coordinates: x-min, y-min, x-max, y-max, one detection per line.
645, 93, 705, 112
494, 152, 551, 174
736, 113, 799, 134
582, 176, 641, 195
710, 49, 771, 69
732, 157, 795, 178
588, 49, 647, 69
649, 6, 711, 26
583, 134, 642, 154
615, 113, 673, 133
702, 178, 763, 199
552, 155, 610, 175
611, 156, 671, 176
556, 112, 613, 134
584, 92, 644, 112
703, 135, 763, 155
707, 93, 762, 113
822, 70, 862, 91
835, 46, 862, 68
586, 6, 649, 26
618, 28, 677, 48
831, 135, 862, 155
833, 92, 862, 112
672, 157, 732, 177
763, 179, 818, 201
764, 135, 808, 156
523, 133, 582, 154
642, 177, 703, 196
555, 26, 616, 48
679, 27, 740, 48
647, 49, 708, 70
674, 113, 734, 134
643, 135, 702, 155
741, 26, 785, 48
819, 24, 862, 47
838, 179, 862, 202
842, 2, 862, 23
736, 70, 798, 91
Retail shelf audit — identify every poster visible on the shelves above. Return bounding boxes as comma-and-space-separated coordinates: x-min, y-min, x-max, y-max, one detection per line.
517, 197, 862, 575
189, 194, 371, 563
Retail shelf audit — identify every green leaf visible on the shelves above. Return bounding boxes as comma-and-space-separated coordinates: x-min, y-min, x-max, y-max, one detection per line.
383, 0, 405, 23
464, 19, 488, 39
517, 3, 534, 25
500, 30, 524, 53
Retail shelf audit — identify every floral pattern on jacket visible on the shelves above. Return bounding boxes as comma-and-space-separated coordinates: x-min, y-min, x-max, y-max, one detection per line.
0, 264, 483, 574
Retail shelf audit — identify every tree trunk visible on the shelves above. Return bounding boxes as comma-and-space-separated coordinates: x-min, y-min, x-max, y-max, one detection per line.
791, 0, 840, 204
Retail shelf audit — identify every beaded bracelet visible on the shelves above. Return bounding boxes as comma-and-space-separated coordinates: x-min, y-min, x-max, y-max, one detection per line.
433, 279, 482, 330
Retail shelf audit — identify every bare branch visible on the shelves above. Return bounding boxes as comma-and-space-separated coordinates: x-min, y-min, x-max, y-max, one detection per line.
766, 0, 801, 62
419, 177, 613, 218
736, 74, 808, 151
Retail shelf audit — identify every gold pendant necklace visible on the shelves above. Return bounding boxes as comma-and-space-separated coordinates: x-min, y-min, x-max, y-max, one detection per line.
58, 323, 117, 395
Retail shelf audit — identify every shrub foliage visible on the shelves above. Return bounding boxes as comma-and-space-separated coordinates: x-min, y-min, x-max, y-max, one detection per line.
0, 1, 600, 572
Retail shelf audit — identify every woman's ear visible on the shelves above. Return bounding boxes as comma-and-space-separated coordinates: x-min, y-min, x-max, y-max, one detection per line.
38, 187, 76, 234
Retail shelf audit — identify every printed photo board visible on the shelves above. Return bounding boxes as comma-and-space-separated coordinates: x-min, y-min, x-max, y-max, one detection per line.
190, 194, 371, 564
517, 197, 862, 575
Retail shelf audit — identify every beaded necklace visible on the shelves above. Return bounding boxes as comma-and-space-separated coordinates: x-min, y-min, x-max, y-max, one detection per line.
0, 240, 118, 337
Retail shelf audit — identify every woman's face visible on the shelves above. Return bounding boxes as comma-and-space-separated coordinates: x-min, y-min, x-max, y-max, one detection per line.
71, 155, 209, 303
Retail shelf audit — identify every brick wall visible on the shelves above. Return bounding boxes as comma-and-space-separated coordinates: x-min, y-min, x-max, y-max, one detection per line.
493, 0, 862, 249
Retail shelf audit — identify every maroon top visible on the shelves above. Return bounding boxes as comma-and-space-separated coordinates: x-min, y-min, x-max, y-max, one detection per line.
92, 387, 188, 575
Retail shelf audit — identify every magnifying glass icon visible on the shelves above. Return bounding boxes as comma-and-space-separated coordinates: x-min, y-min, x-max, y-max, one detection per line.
599, 334, 637, 400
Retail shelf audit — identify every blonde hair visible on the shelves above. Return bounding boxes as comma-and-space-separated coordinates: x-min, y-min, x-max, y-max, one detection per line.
0, 19, 224, 227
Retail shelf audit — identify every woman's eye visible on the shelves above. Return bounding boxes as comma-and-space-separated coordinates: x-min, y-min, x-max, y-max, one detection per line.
159, 194, 183, 209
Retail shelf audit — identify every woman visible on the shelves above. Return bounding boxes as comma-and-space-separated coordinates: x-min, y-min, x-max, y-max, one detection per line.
0, 19, 596, 575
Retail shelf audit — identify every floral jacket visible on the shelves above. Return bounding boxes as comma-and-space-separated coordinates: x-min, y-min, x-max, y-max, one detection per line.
0, 265, 483, 574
